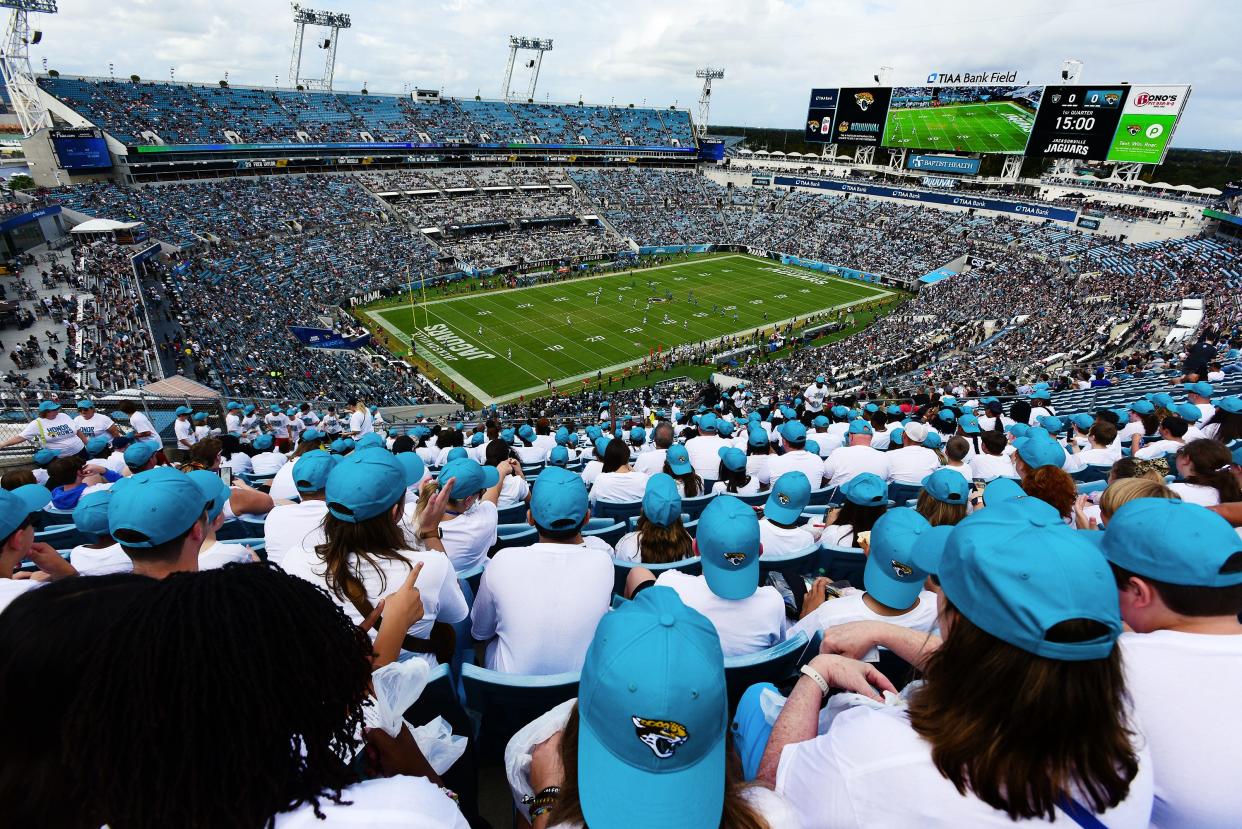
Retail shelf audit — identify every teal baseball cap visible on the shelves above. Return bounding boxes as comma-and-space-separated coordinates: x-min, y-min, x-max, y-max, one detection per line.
243, 404, 256, 415
226, 401, 242, 410
923, 432, 943, 450
192, 412, 207, 423
1183, 381, 1213, 398
1005, 423, 1030, 438
717, 446, 746, 473
864, 508, 932, 610
186, 470, 232, 523
983, 477, 1025, 504
594, 437, 611, 458
642, 473, 682, 527
174, 406, 192, 416
108, 467, 209, 548
395, 452, 426, 488
548, 445, 569, 467
1130, 400, 1155, 415
1069, 413, 1095, 431
815, 374, 826, 383
746, 427, 769, 448
1151, 392, 1176, 411
665, 444, 693, 476
1029, 388, 1051, 401
446, 446, 468, 462
908, 524, 955, 576
931, 499, 1122, 661
886, 404, 903, 416
123, 442, 157, 470
253, 434, 275, 451
0, 484, 51, 540
805, 439, 820, 455
697, 495, 761, 600
577, 586, 727, 829
779, 421, 807, 444
1175, 402, 1202, 422
889, 428, 904, 447
471, 432, 486, 447
85, 436, 111, 455
518, 424, 536, 443
630, 426, 646, 444
812, 415, 829, 429
1216, 396, 1242, 415
437, 457, 499, 497
329, 437, 354, 455
841, 472, 886, 507
302, 428, 325, 443
1037, 416, 1064, 434
1016, 435, 1065, 470
325, 450, 406, 523
847, 420, 872, 436
1101, 498, 1242, 587
864, 403, 879, 414
37, 400, 61, 413
76, 399, 94, 410
958, 414, 981, 434
356, 433, 385, 450
716, 420, 734, 438
292, 450, 336, 493
269, 404, 281, 413
698, 413, 718, 433
922, 469, 969, 505
529, 466, 589, 531
938, 408, 956, 423
830, 405, 849, 418
72, 490, 112, 538
764, 471, 811, 524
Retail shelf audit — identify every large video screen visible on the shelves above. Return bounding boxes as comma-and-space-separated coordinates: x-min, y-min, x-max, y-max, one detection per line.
882, 85, 1042, 154
804, 88, 839, 144
831, 87, 892, 147
1026, 86, 1128, 160
1105, 85, 1190, 164
50, 128, 112, 171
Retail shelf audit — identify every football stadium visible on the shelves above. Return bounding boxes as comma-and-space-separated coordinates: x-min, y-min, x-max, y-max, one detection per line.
0, 1, 1241, 827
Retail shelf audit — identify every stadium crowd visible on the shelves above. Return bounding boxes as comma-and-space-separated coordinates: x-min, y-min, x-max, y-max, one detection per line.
2, 362, 1241, 827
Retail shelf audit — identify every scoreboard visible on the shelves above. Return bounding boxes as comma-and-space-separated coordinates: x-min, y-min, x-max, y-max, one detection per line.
1026, 86, 1127, 160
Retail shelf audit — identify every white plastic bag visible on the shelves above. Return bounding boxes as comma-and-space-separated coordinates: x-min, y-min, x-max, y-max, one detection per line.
363, 658, 431, 738
503, 698, 577, 822
409, 715, 468, 775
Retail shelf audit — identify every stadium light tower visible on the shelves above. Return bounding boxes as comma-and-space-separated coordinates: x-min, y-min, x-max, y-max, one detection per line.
288, 3, 351, 90
695, 67, 724, 139
1061, 58, 1083, 83
502, 36, 553, 101
0, 0, 57, 137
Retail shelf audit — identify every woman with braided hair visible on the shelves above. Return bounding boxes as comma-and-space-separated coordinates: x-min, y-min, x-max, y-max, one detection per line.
54, 564, 469, 828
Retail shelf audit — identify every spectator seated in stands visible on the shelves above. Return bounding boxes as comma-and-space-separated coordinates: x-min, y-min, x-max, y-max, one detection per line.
613, 473, 694, 563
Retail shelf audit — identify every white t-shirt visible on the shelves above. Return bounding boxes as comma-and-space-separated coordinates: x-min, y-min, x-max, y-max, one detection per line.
747, 453, 772, 487
970, 453, 1016, 481
265, 413, 290, 439
804, 383, 829, 411
225, 413, 242, 434
886, 446, 943, 485
74, 413, 115, 442
788, 592, 939, 660
349, 410, 374, 435
437, 499, 498, 572
655, 570, 786, 657
268, 460, 300, 501
758, 519, 817, 557
768, 449, 827, 488
223, 452, 254, 476
819, 522, 860, 549
684, 434, 729, 481
1135, 439, 1182, 460
712, 476, 761, 495
632, 448, 667, 475
127, 410, 160, 446
1120, 630, 1242, 829
1167, 482, 1221, 507
1063, 447, 1116, 473
264, 499, 329, 565
69, 542, 131, 576
174, 417, 195, 448
513, 443, 548, 465
776, 704, 1154, 828
580, 459, 604, 487
0, 578, 38, 614
470, 541, 613, 674
274, 775, 468, 828
547, 785, 796, 829
281, 543, 468, 656
22, 413, 84, 456
823, 446, 890, 489
200, 540, 255, 569
251, 451, 289, 476
589, 470, 651, 505
497, 474, 531, 508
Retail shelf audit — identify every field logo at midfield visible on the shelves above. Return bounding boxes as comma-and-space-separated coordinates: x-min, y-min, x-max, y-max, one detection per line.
413, 323, 496, 362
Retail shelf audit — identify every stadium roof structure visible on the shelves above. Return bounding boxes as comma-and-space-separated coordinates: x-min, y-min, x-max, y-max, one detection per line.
69, 218, 144, 233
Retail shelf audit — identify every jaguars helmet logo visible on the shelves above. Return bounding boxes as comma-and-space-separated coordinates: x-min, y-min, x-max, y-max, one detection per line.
854, 92, 875, 111
808, 119, 820, 132
723, 552, 747, 566
632, 716, 689, 758
777, 492, 791, 505
1104, 93, 1120, 105
1127, 124, 1141, 135
890, 560, 913, 579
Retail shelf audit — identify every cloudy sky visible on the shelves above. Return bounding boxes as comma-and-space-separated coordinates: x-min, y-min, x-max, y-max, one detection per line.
30, 0, 1242, 149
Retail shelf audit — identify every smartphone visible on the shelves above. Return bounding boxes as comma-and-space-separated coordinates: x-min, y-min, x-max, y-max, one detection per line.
219, 466, 232, 486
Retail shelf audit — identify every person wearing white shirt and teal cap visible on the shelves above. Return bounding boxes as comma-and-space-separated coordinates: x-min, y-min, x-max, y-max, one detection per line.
524, 586, 798, 829
172, 405, 195, 457
67, 489, 129, 576
122, 441, 159, 474
758, 471, 816, 557
72, 399, 119, 446
614, 473, 694, 565
0, 484, 69, 612
661, 443, 703, 497
760, 497, 1153, 827
29, 447, 58, 484
1099, 497, 1242, 829
413, 456, 504, 572
0, 400, 87, 459
470, 466, 613, 674
804, 375, 829, 413
915, 467, 970, 528
547, 445, 570, 468
713, 446, 759, 495
684, 412, 727, 483
108, 467, 211, 579
264, 450, 336, 566
768, 421, 825, 488
1183, 381, 1214, 423
629, 496, 785, 660
823, 419, 889, 489
249, 433, 288, 476
186, 470, 259, 570
280, 448, 467, 665
791, 507, 938, 654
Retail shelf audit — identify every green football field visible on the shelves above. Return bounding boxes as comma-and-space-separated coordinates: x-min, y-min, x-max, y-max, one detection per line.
882, 101, 1036, 154
363, 254, 894, 404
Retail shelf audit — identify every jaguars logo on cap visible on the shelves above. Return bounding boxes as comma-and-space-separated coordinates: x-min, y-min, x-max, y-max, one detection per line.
723, 552, 747, 566
777, 492, 791, 506
854, 91, 875, 111
1127, 124, 1140, 135
891, 560, 913, 579
632, 716, 689, 758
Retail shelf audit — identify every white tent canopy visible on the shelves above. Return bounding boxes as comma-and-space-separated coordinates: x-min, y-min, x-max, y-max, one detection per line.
70, 218, 144, 234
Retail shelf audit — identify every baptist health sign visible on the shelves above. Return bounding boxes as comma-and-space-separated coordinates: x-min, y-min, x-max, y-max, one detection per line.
906, 154, 982, 175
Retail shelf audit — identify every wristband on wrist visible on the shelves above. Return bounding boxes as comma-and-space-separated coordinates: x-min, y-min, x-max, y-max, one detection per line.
799, 664, 831, 697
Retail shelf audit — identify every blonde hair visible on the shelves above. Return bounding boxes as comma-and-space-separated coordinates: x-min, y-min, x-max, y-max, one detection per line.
1099, 478, 1179, 523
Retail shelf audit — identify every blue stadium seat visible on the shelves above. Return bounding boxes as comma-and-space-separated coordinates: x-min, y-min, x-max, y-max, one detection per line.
33, 524, 90, 549
724, 631, 810, 708
1069, 464, 1111, 483
460, 663, 580, 753
496, 503, 529, 524
887, 482, 922, 505
819, 544, 866, 589
758, 543, 820, 581
732, 491, 769, 507
680, 493, 716, 519
590, 499, 643, 521
806, 485, 837, 506
494, 523, 538, 550
582, 520, 626, 548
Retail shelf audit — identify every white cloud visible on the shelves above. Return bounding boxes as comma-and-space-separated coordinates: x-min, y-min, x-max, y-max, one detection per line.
28, 0, 1240, 148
